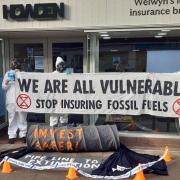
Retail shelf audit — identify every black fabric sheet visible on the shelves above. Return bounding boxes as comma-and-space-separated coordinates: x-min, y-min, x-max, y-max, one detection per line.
92, 143, 168, 176
0, 144, 168, 177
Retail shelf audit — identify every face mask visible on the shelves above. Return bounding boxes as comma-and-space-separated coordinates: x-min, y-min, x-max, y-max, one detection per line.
11, 61, 21, 70
56, 62, 66, 73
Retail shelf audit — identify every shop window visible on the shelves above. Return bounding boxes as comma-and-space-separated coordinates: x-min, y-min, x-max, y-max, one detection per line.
98, 37, 180, 134
14, 43, 44, 72
14, 43, 45, 123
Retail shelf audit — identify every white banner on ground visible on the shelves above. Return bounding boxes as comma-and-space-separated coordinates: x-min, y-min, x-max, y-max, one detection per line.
15, 72, 180, 117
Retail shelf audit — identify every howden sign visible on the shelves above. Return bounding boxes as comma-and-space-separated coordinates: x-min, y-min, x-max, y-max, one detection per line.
3, 3, 64, 21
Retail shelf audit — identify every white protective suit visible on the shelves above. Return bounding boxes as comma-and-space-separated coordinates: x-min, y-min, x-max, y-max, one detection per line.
49, 57, 68, 127
2, 69, 27, 139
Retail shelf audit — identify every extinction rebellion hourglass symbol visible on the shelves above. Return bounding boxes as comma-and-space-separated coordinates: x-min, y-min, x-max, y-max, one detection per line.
16, 94, 31, 109
173, 99, 180, 116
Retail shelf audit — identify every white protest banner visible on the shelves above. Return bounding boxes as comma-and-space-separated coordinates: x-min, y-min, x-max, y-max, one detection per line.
15, 72, 180, 117
21, 154, 101, 173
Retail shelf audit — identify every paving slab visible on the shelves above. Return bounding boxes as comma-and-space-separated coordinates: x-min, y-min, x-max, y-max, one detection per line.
0, 142, 180, 180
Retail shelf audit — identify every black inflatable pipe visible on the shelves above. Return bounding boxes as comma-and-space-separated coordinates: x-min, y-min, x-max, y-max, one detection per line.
27, 125, 120, 152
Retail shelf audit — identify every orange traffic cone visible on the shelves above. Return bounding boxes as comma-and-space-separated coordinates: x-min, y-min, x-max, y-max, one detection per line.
66, 167, 78, 180
133, 165, 146, 180
163, 146, 172, 162
1, 160, 13, 173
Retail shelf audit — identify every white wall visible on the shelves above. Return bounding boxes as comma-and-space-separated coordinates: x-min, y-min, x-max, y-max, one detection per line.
0, 0, 180, 31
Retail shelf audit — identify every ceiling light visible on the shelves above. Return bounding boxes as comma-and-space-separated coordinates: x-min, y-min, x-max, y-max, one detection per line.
100, 34, 109, 37
158, 32, 167, 36
110, 49, 119, 52
103, 36, 111, 39
132, 49, 140, 52
154, 35, 163, 38
161, 29, 171, 32
99, 31, 108, 34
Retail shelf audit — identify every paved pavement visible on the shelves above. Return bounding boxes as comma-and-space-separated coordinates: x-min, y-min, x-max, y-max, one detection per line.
0, 141, 180, 180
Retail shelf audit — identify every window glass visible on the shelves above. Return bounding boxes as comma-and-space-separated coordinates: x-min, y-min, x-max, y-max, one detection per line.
14, 43, 44, 72
98, 37, 180, 134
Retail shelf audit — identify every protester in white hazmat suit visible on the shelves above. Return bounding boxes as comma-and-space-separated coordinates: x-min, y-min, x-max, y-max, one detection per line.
49, 57, 68, 127
2, 59, 27, 144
